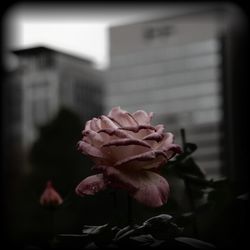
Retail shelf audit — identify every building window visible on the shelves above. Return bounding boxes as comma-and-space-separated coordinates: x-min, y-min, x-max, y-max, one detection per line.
37, 53, 55, 69
28, 81, 51, 126
73, 80, 103, 119
31, 98, 49, 126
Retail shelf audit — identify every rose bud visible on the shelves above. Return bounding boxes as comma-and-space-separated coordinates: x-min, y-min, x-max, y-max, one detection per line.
76, 107, 182, 207
40, 180, 63, 207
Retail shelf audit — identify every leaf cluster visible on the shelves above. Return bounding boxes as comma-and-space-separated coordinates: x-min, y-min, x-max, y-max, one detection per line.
54, 214, 215, 249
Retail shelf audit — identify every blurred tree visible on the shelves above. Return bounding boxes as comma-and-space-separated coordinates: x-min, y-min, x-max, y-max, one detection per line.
24, 107, 116, 240
29, 107, 92, 197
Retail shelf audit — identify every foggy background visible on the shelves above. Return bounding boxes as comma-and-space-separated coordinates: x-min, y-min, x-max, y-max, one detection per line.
1, 2, 248, 249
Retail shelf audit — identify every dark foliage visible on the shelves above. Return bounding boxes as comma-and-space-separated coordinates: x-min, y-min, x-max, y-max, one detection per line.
29, 106, 92, 196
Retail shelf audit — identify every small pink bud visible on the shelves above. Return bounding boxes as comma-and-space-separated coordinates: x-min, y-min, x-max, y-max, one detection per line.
40, 180, 63, 207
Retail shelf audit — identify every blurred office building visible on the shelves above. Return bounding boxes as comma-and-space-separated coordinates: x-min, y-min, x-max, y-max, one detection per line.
3, 46, 104, 174
106, 6, 246, 179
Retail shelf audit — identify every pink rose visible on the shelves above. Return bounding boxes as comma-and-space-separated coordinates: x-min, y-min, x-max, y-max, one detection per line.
76, 107, 181, 207
40, 181, 63, 207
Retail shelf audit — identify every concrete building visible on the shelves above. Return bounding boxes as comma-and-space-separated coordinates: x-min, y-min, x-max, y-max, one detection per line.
3, 46, 104, 173
106, 7, 244, 179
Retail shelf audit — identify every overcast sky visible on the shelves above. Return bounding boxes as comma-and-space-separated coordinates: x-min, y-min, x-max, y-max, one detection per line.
4, 4, 170, 69
4, 3, 214, 69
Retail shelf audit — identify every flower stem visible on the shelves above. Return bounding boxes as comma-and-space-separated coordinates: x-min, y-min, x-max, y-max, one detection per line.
180, 128, 186, 150
184, 178, 199, 237
180, 128, 199, 237
111, 190, 119, 225
127, 193, 133, 226
49, 208, 56, 239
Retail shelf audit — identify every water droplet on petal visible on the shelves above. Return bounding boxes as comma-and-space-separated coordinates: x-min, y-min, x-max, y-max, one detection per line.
92, 186, 97, 192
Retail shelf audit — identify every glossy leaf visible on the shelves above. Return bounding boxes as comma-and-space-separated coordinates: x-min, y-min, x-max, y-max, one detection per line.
139, 214, 183, 240
179, 158, 207, 179
174, 237, 216, 249
175, 143, 197, 162
82, 224, 120, 247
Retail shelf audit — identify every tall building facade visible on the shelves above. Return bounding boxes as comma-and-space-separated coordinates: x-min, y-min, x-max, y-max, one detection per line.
3, 46, 104, 173
106, 7, 241, 178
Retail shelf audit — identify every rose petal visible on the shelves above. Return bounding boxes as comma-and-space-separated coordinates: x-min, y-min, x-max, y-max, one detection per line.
159, 132, 174, 145
108, 106, 122, 117
101, 139, 152, 163
98, 128, 132, 139
114, 150, 168, 169
100, 115, 119, 130
102, 138, 151, 149
132, 171, 170, 207
118, 125, 156, 140
85, 120, 91, 130
163, 144, 182, 159
143, 133, 164, 142
82, 130, 104, 147
103, 167, 169, 207
75, 174, 107, 196
102, 167, 138, 192
119, 155, 166, 170
143, 124, 165, 142
108, 106, 138, 127
157, 133, 182, 159
78, 140, 106, 158
119, 125, 156, 133
90, 118, 102, 131
132, 110, 153, 125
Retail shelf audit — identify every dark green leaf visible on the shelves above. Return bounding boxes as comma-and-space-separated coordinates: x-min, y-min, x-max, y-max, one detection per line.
82, 224, 109, 236
82, 224, 119, 247
142, 214, 173, 228
180, 173, 213, 187
85, 242, 98, 249
176, 212, 195, 225
179, 158, 207, 179
185, 143, 198, 154
114, 225, 140, 242
115, 215, 182, 243
237, 193, 249, 201
209, 177, 229, 188
54, 234, 91, 248
139, 214, 183, 240
175, 143, 198, 162
174, 237, 216, 249
129, 234, 156, 246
